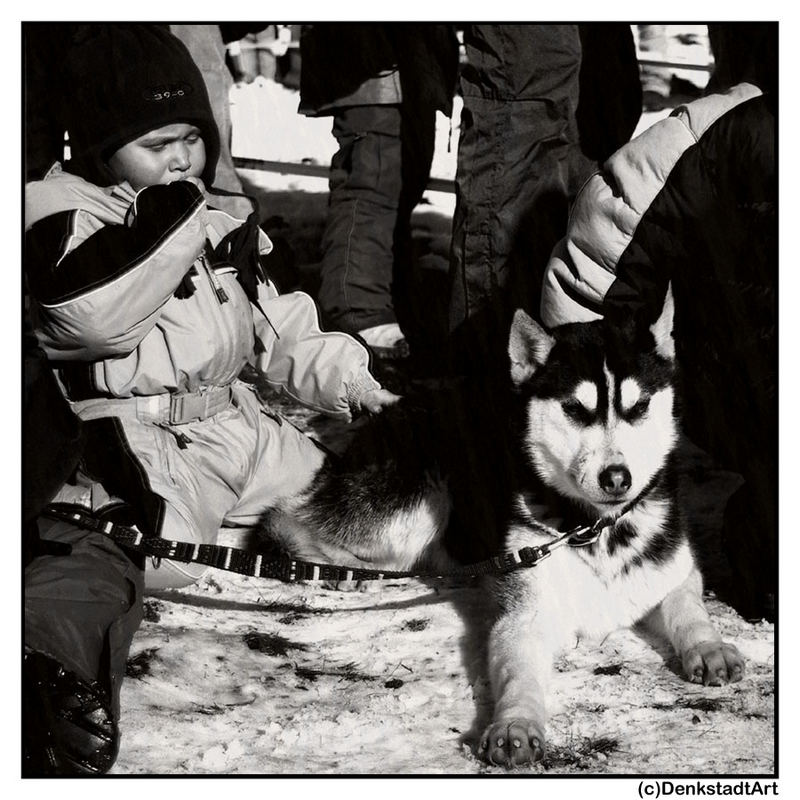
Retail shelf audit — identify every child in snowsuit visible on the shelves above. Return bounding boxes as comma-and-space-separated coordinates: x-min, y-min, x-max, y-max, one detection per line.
24, 24, 397, 774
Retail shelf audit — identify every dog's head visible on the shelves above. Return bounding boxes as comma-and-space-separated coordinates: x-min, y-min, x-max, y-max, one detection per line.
509, 288, 678, 516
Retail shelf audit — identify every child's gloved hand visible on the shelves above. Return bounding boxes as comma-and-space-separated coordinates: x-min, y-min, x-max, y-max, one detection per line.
132, 181, 207, 259
180, 176, 205, 191
359, 388, 401, 415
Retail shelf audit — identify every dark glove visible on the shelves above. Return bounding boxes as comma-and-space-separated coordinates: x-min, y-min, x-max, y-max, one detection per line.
132, 181, 205, 246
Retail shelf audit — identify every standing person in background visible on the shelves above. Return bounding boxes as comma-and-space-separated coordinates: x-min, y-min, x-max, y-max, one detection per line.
437, 24, 641, 381
635, 24, 708, 110
224, 25, 294, 85
440, 25, 582, 380
636, 24, 673, 109
571, 23, 642, 195
299, 24, 459, 365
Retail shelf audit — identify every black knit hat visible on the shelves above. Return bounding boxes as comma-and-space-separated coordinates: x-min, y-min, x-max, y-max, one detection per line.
63, 24, 220, 187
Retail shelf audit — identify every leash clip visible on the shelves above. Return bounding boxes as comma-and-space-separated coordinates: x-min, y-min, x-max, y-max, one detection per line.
546, 524, 588, 552
567, 519, 607, 548
546, 519, 606, 552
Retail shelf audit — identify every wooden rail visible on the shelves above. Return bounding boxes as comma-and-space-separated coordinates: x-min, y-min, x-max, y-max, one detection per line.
233, 157, 456, 193
637, 58, 713, 72
234, 55, 714, 194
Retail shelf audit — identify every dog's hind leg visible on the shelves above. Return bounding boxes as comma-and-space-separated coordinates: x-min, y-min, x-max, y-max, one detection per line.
262, 463, 453, 574
641, 567, 745, 686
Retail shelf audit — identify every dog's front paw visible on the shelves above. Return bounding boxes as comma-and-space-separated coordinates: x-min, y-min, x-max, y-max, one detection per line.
682, 641, 745, 686
478, 719, 545, 767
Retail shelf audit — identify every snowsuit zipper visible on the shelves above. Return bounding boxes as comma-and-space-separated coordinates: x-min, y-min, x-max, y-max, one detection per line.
199, 255, 229, 304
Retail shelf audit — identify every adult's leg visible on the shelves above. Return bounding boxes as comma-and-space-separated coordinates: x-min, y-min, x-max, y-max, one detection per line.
391, 92, 439, 361
445, 24, 581, 377
24, 517, 144, 775
316, 105, 404, 337
680, 338, 777, 622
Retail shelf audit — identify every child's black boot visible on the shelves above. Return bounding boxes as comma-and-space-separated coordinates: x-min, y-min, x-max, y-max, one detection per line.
23, 649, 119, 776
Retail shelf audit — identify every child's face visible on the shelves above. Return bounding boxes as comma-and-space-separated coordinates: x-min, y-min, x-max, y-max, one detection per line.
107, 123, 206, 190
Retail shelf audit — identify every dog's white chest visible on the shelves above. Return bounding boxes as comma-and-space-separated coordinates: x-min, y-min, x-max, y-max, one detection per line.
506, 520, 695, 643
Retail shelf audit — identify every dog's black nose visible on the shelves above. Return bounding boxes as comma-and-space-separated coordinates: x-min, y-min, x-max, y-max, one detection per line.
599, 465, 631, 496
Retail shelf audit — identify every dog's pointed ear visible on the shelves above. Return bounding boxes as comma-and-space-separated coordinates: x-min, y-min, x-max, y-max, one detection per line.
509, 309, 556, 386
650, 283, 675, 360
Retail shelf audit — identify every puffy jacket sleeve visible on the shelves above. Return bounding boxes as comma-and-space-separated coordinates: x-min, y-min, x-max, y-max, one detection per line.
25, 180, 208, 360
251, 286, 380, 422
540, 83, 765, 328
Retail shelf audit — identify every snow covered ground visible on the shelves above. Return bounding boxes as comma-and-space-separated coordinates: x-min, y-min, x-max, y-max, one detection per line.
114, 568, 773, 776
109, 398, 775, 778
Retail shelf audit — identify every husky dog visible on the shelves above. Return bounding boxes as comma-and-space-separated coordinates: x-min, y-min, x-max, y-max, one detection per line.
264, 290, 744, 768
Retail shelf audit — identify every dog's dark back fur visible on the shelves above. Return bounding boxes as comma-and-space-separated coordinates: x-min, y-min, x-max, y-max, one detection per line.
301, 376, 526, 564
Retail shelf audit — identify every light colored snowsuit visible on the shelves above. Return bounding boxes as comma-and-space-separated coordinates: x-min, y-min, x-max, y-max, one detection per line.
26, 167, 380, 589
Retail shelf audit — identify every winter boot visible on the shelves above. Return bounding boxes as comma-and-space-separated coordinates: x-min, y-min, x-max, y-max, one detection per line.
23, 649, 119, 776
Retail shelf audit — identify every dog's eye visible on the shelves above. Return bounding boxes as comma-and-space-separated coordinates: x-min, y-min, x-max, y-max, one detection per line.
561, 399, 595, 425
624, 397, 651, 421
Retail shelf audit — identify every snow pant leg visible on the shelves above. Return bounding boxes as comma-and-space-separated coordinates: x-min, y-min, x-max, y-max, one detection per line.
79, 390, 326, 590
79, 415, 230, 591
680, 343, 777, 620
317, 105, 404, 335
708, 389, 776, 620
392, 94, 439, 356
223, 391, 327, 527
721, 467, 776, 620
446, 24, 581, 376
24, 516, 144, 719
